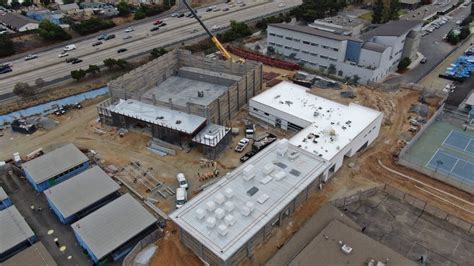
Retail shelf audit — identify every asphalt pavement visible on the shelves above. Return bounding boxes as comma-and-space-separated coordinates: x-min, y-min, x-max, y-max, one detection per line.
384, 3, 472, 84
0, 0, 300, 99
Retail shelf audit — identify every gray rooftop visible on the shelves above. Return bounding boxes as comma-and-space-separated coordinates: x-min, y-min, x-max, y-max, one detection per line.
108, 99, 207, 134
0, 206, 35, 254
3, 242, 57, 266
71, 193, 157, 260
22, 144, 89, 184
0, 186, 8, 201
362, 42, 388, 53
171, 139, 331, 261
0, 13, 38, 30
269, 23, 362, 42
192, 123, 231, 147
44, 166, 120, 219
360, 20, 422, 40
289, 219, 416, 266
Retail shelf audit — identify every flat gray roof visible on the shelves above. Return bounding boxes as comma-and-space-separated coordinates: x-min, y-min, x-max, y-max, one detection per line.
71, 193, 157, 260
289, 219, 416, 265
0, 206, 35, 254
3, 242, 56, 266
0, 186, 8, 201
22, 144, 89, 184
269, 23, 362, 42
192, 123, 231, 147
44, 166, 120, 219
360, 20, 422, 40
108, 99, 207, 134
171, 139, 331, 261
362, 42, 388, 53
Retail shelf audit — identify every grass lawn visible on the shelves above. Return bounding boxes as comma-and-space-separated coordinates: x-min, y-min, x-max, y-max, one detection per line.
358, 11, 373, 21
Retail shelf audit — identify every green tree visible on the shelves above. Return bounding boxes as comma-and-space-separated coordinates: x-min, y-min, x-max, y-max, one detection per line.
13, 82, 35, 97
62, 0, 75, 4
150, 48, 168, 58
38, 20, 71, 41
328, 64, 337, 75
87, 64, 100, 75
117, 1, 131, 16
446, 31, 460, 44
291, 0, 346, 22
71, 69, 87, 81
116, 59, 129, 69
40, 0, 50, 6
34, 78, 45, 89
372, 0, 384, 24
134, 10, 146, 20
397, 57, 411, 71
387, 0, 400, 21
103, 58, 117, 70
21, 0, 32, 7
0, 35, 15, 57
71, 18, 115, 35
460, 26, 471, 40
0, 0, 8, 7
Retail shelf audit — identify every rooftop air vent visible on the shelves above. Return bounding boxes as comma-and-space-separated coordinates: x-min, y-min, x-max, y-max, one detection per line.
224, 201, 235, 212
215, 193, 225, 205
263, 163, 274, 175
224, 214, 236, 226
273, 171, 286, 181
195, 208, 205, 220
257, 193, 270, 204
215, 208, 225, 220
206, 217, 216, 228
224, 188, 234, 199
206, 201, 216, 212
218, 224, 229, 237
156, 116, 164, 120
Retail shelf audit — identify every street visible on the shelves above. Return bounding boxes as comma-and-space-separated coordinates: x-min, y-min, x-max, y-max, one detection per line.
0, 0, 300, 99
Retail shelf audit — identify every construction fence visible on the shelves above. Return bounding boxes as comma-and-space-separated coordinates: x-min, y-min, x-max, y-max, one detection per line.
332, 184, 474, 233
122, 229, 162, 266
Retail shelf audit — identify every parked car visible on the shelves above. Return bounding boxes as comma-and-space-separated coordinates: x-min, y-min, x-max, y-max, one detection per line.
186, 12, 193, 17
58, 52, 69, 58
104, 34, 115, 40
92, 41, 102, 46
150, 26, 160, 31
63, 44, 76, 51
176, 173, 188, 189
117, 48, 127, 53
66, 57, 77, 63
125, 27, 134, 33
240, 150, 256, 163
235, 138, 250, 152
97, 33, 107, 40
123, 35, 132, 40
176, 187, 187, 209
71, 59, 83, 64
420, 57, 427, 64
25, 54, 38, 61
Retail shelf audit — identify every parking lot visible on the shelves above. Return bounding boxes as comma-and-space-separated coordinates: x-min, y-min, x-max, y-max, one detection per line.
385, 3, 472, 84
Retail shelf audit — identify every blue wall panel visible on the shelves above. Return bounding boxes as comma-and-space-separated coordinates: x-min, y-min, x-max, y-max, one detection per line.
0, 198, 12, 210
345, 40, 362, 63
26, 161, 89, 192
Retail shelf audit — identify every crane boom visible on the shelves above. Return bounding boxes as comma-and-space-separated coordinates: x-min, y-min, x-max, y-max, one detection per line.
182, 0, 233, 61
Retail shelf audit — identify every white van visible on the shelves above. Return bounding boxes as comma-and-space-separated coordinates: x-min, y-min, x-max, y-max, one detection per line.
64, 44, 77, 51
176, 173, 188, 189
176, 187, 187, 209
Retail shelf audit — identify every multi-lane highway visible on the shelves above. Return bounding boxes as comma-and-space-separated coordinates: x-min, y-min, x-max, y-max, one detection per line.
0, 0, 301, 99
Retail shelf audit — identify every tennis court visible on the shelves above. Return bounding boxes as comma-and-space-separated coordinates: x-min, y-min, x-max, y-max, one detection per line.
443, 130, 474, 155
426, 150, 474, 185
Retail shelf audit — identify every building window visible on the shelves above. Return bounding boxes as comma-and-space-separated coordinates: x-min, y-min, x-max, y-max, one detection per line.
276, 44, 283, 47
338, 70, 343, 76
293, 39, 301, 42
285, 36, 293, 40
322, 45, 329, 49
284, 46, 292, 49
332, 48, 339, 52
269, 33, 276, 36
310, 52, 318, 56
264, 112, 269, 116
276, 34, 283, 38
268, 42, 275, 46
253, 108, 258, 111
311, 43, 319, 47
329, 57, 337, 62
303, 41, 310, 45
292, 48, 300, 51
302, 50, 309, 54
320, 55, 328, 59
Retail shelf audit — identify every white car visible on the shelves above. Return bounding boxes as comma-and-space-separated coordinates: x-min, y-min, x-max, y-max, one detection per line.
58, 52, 69, 58
278, 3, 286, 7
211, 25, 221, 31
125, 27, 134, 33
176, 187, 187, 209
63, 44, 76, 51
235, 138, 250, 152
25, 54, 38, 61
176, 173, 188, 189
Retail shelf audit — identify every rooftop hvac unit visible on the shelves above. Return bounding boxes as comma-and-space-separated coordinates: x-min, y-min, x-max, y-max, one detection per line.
263, 163, 274, 175
273, 170, 286, 181
206, 201, 217, 212
260, 175, 273, 184
240, 206, 251, 216
215, 193, 225, 205
288, 151, 300, 160
215, 208, 225, 219
257, 193, 270, 204
224, 214, 236, 226
224, 201, 235, 212
218, 224, 229, 237
243, 164, 254, 175
341, 244, 353, 254
206, 217, 216, 228
195, 208, 205, 220
243, 173, 256, 182
246, 201, 255, 211
224, 188, 234, 199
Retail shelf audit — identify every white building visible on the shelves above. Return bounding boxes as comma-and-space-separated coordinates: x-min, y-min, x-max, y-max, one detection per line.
267, 20, 422, 84
250, 81, 383, 175
171, 139, 331, 265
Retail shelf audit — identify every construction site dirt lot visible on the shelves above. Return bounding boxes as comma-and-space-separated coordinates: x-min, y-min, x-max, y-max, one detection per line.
1, 71, 473, 265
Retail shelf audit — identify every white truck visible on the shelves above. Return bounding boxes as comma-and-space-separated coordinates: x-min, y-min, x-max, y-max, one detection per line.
63, 44, 77, 51
176, 187, 187, 209
245, 124, 255, 139
176, 173, 188, 189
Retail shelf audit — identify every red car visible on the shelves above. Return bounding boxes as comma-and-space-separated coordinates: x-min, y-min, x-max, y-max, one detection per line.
153, 20, 162, 25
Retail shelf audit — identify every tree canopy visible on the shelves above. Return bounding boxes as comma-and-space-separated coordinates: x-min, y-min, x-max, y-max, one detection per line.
13, 82, 35, 97
117, 1, 131, 17
38, 20, 71, 41
0, 35, 15, 57
290, 0, 347, 23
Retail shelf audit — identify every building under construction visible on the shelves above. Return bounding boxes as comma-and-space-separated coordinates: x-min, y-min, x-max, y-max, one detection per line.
97, 49, 262, 159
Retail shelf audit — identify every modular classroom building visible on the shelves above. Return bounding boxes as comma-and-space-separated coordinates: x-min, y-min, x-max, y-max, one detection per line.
44, 166, 121, 224
0, 186, 12, 210
22, 144, 89, 192
0, 206, 36, 262
249, 81, 383, 179
171, 139, 331, 265
71, 193, 157, 264
3, 242, 57, 266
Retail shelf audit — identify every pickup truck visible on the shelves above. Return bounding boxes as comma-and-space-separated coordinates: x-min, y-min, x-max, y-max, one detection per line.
235, 138, 250, 152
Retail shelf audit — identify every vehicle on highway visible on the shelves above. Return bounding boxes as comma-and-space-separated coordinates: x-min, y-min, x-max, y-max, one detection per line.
235, 138, 250, 152
240, 150, 256, 163
97, 33, 107, 40
25, 54, 38, 61
160, 22, 167, 27
171, 12, 179, 17
240, 3, 246, 7
58, 52, 69, 58
71, 59, 83, 64
420, 57, 427, 64
104, 34, 115, 40
150, 26, 160, 31
125, 27, 134, 32
63, 44, 76, 51
177, 13, 185, 17
206, 6, 216, 12
186, 12, 193, 17
0, 66, 12, 74
278, 3, 286, 7
223, 7, 229, 11
66, 57, 77, 63
191, 28, 199, 33
175, 187, 187, 209
229, 4, 235, 7
213, 8, 221, 12
92, 41, 103, 46
153, 19, 163, 25
117, 48, 127, 53
123, 35, 132, 40
211, 25, 221, 31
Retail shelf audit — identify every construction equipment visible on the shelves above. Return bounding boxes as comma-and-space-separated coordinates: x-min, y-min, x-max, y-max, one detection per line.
183, 0, 241, 62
